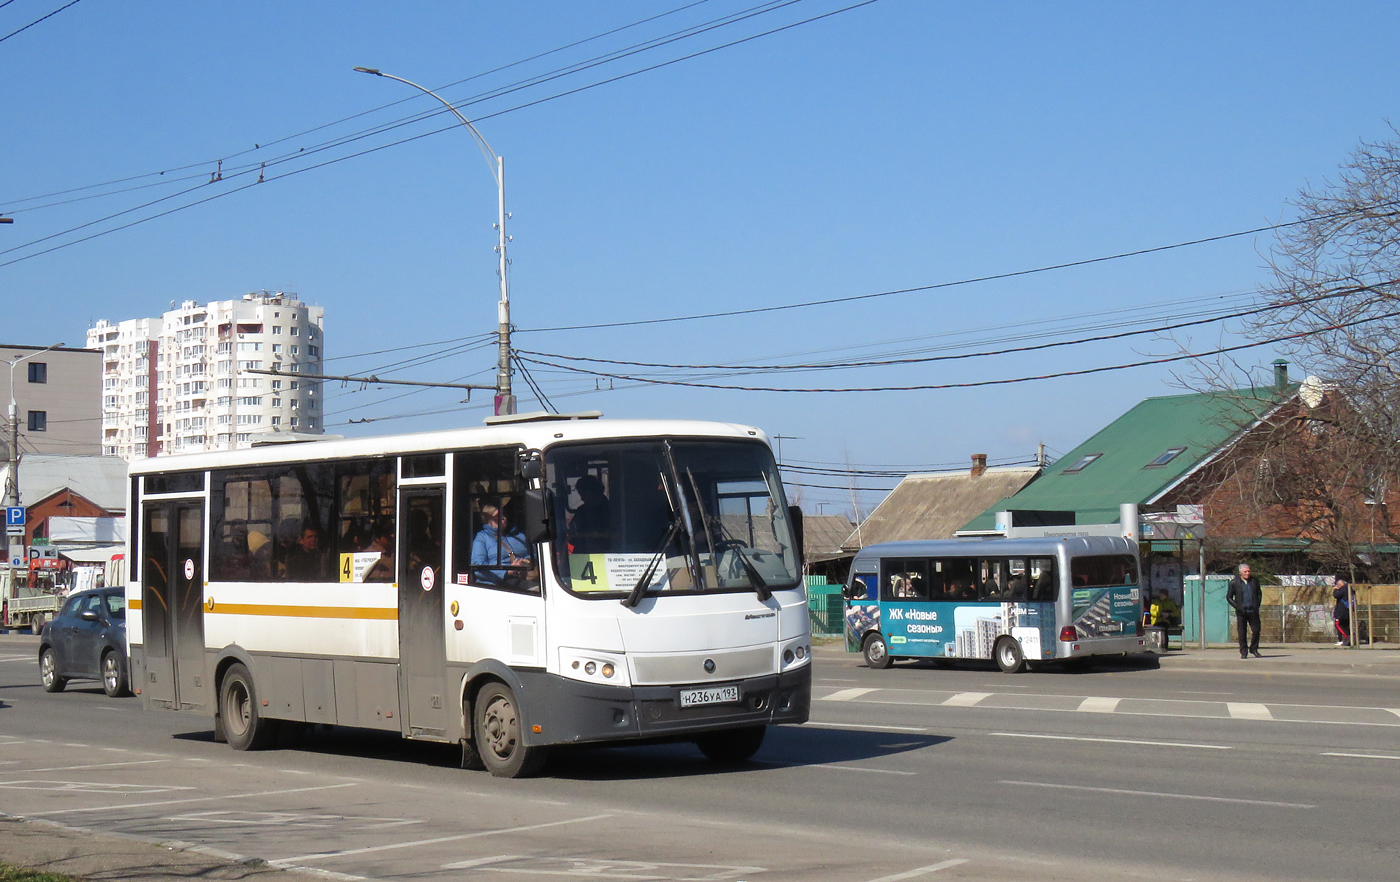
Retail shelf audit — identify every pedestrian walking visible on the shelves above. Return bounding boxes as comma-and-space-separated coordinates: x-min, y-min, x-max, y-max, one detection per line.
1226, 563, 1263, 659
1332, 577, 1352, 646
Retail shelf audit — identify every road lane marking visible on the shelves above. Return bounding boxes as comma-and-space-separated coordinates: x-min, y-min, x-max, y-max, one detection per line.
1000, 780, 1313, 808
1322, 752, 1400, 760
1227, 702, 1274, 721
756, 760, 917, 775
822, 687, 876, 701
942, 692, 992, 707
863, 859, 969, 881
16, 760, 164, 773
272, 813, 614, 863
28, 782, 359, 816
1077, 696, 1121, 713
1177, 690, 1233, 695
992, 733, 1231, 750
1388, 709, 1400, 720
443, 855, 766, 877
810, 721, 928, 732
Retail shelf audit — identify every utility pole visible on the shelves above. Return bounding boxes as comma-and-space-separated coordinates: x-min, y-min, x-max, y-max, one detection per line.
355, 67, 515, 415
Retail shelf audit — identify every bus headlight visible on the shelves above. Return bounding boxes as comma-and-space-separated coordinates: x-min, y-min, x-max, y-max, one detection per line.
560, 649, 630, 686
780, 639, 811, 671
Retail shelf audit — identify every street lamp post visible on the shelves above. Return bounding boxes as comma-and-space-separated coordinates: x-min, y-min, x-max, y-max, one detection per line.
354, 67, 515, 416
5, 342, 64, 594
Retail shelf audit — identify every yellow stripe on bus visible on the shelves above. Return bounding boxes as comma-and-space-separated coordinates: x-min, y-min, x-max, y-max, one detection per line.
129, 598, 142, 610
205, 602, 398, 620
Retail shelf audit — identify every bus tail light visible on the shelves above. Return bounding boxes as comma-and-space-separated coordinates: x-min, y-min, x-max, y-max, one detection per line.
1059, 626, 1078, 642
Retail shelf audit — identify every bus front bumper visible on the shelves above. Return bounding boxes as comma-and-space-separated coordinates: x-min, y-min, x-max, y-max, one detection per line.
520, 665, 812, 747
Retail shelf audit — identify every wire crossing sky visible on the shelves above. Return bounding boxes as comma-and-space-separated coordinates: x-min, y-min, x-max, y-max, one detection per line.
3, 0, 1400, 515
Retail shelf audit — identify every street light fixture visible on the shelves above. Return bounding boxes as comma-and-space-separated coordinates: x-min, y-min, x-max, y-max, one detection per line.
354, 66, 515, 416
5, 342, 64, 591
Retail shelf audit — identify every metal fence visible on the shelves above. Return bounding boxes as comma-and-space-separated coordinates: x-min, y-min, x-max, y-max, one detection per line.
1253, 584, 1398, 644
805, 577, 845, 636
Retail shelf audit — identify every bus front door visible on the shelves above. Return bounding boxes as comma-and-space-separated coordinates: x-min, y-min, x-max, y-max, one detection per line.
398, 487, 447, 739
141, 501, 207, 710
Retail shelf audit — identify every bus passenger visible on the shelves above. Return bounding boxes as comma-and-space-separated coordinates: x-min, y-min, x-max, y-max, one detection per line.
361, 519, 395, 582
472, 504, 532, 586
568, 475, 611, 554
284, 525, 326, 581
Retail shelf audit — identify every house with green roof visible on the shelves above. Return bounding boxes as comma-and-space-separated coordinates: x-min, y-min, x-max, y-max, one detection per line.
960, 365, 1298, 533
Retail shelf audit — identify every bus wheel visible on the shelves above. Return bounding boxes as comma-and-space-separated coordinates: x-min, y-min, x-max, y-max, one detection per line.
101, 650, 130, 698
474, 682, 548, 778
40, 647, 66, 693
696, 725, 766, 764
994, 637, 1026, 674
862, 632, 892, 669
220, 663, 280, 751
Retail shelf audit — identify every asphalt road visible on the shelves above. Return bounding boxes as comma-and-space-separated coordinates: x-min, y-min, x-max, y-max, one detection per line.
2, 634, 1397, 882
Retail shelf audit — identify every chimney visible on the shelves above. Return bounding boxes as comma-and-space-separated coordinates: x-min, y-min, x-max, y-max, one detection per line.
1273, 359, 1289, 389
971, 453, 987, 477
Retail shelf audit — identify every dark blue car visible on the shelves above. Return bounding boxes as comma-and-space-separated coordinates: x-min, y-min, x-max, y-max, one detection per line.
38, 587, 130, 697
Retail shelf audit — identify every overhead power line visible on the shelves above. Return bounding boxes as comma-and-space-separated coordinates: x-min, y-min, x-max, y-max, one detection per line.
517, 309, 1400, 393
0, 0, 83, 44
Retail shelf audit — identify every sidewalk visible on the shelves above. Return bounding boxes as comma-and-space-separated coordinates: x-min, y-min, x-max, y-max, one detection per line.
0, 815, 301, 882
1157, 641, 1400, 676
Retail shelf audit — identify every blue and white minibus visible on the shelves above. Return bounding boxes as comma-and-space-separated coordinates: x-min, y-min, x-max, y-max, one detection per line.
845, 536, 1147, 672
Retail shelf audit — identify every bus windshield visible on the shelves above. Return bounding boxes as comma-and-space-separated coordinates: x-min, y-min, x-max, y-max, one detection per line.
546, 439, 800, 599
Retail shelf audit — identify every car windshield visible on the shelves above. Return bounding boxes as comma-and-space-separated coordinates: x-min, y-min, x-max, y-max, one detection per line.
546, 439, 801, 599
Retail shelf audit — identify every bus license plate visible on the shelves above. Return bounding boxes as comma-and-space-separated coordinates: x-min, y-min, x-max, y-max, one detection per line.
679, 685, 740, 708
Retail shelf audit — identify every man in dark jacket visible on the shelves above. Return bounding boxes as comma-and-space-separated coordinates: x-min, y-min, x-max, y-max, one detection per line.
1226, 563, 1263, 658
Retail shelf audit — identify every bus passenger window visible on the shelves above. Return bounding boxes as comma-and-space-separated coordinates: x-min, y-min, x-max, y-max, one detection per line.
1005, 558, 1029, 601
881, 559, 930, 601
1029, 558, 1057, 602
336, 461, 396, 583
453, 448, 539, 594
978, 558, 1009, 601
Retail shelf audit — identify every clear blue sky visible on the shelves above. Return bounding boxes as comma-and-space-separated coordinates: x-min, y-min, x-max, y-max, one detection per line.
3, 0, 1398, 517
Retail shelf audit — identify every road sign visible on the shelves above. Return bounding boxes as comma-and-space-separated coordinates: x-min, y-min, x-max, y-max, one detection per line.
6, 525, 24, 537
5, 506, 24, 527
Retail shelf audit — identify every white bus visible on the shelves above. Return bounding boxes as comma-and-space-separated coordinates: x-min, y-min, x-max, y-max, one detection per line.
127, 414, 811, 777
845, 537, 1147, 673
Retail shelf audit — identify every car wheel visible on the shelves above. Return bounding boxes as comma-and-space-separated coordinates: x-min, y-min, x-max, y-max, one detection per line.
101, 650, 130, 698
696, 725, 766, 763
474, 682, 548, 778
219, 663, 280, 751
995, 636, 1026, 674
862, 632, 892, 669
40, 647, 67, 693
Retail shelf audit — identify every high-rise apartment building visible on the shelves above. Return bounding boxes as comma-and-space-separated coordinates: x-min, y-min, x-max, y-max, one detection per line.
88, 292, 325, 460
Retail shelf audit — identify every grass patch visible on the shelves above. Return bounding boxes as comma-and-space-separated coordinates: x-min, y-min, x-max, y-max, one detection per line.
0, 865, 76, 882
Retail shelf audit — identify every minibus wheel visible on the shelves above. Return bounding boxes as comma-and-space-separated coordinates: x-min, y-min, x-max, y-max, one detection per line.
220, 663, 280, 750
862, 632, 892, 669
994, 637, 1026, 674
474, 682, 548, 778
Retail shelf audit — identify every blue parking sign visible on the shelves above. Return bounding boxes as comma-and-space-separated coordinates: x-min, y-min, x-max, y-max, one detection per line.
5, 506, 24, 527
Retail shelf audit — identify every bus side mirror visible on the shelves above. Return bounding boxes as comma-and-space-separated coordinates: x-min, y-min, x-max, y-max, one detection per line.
788, 505, 804, 568
522, 488, 553, 545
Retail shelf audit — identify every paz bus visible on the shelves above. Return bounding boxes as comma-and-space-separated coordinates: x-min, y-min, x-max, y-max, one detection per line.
844, 536, 1147, 673
126, 414, 811, 777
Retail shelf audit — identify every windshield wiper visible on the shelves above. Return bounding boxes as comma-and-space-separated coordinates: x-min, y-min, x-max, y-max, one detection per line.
621, 515, 684, 609
727, 540, 772, 602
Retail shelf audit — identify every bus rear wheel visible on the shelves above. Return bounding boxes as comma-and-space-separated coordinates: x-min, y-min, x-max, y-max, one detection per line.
862, 632, 892, 669
994, 637, 1026, 674
474, 682, 548, 778
220, 663, 280, 751
696, 725, 766, 764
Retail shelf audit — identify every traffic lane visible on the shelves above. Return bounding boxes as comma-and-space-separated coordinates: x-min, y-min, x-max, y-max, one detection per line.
780, 714, 1396, 882
814, 650, 1400, 708
0, 730, 1077, 882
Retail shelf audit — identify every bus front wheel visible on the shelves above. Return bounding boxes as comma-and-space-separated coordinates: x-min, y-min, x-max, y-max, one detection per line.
696, 725, 766, 763
863, 633, 892, 669
220, 663, 280, 751
994, 637, 1026, 674
474, 682, 548, 778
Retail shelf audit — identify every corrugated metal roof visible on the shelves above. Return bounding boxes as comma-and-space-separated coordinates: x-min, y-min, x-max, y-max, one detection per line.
1, 454, 128, 513
960, 384, 1295, 532
843, 466, 1041, 550
799, 514, 855, 562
